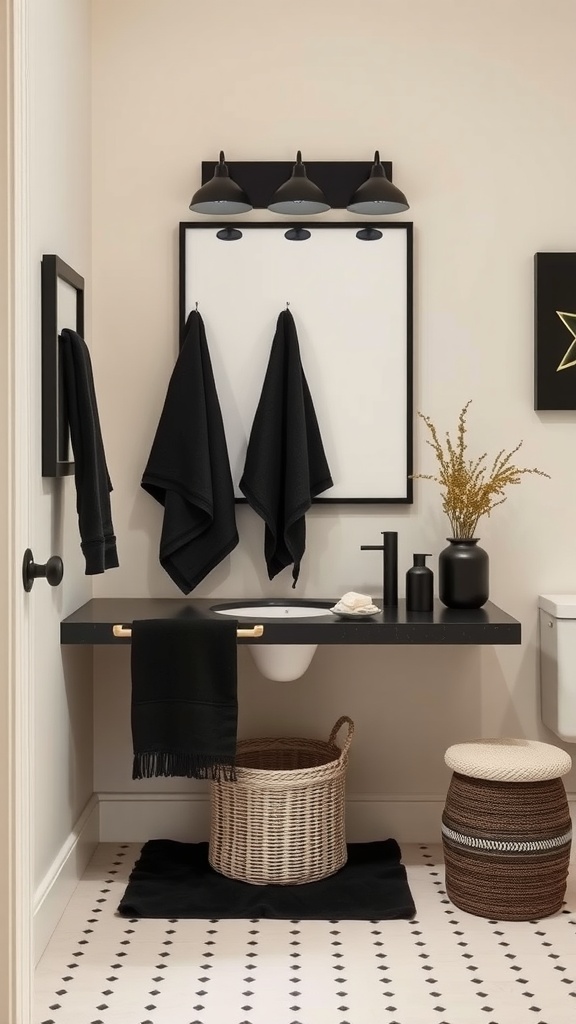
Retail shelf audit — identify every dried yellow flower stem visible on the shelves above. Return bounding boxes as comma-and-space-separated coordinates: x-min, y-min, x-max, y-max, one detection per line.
412, 400, 550, 539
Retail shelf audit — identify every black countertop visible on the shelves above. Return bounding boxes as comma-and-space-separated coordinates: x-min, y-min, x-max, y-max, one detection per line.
60, 598, 521, 646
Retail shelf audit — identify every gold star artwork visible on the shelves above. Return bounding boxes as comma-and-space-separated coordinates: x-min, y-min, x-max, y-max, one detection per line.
556, 310, 576, 371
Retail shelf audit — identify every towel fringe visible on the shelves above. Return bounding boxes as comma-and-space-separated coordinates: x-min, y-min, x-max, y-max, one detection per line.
133, 752, 236, 782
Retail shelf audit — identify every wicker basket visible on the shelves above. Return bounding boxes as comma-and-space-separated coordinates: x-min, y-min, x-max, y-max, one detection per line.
209, 715, 354, 886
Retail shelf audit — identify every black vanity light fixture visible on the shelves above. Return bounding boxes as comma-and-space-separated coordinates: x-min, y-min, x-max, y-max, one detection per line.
267, 151, 330, 215
192, 152, 409, 220
189, 151, 252, 215
347, 150, 409, 215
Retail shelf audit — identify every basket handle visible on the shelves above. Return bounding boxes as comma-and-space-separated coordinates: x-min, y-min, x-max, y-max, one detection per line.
328, 716, 355, 759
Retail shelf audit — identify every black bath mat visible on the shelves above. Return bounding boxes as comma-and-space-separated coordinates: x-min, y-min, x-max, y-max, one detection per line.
117, 839, 416, 920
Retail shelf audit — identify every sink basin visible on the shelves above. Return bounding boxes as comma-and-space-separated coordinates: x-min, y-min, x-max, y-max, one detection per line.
211, 600, 332, 619
211, 600, 332, 681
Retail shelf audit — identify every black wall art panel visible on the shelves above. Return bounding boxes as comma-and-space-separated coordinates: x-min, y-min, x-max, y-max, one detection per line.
535, 252, 576, 410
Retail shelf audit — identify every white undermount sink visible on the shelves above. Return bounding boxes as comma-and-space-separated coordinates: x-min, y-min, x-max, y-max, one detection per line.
212, 601, 331, 619
211, 600, 332, 681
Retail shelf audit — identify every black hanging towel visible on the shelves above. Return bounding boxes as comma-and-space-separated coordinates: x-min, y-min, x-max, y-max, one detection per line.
141, 310, 238, 593
59, 329, 119, 575
240, 309, 333, 586
131, 616, 238, 781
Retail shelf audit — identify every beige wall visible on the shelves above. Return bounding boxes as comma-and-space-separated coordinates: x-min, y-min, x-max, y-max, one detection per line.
91, 0, 576, 808
29, 0, 94, 889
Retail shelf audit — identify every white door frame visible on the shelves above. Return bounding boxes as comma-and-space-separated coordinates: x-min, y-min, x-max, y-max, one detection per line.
2, 0, 34, 1019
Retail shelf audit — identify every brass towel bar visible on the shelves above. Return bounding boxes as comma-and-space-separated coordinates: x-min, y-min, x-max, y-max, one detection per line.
112, 623, 264, 639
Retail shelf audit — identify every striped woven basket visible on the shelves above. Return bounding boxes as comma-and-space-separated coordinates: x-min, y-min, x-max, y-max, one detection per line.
442, 771, 572, 920
209, 716, 354, 886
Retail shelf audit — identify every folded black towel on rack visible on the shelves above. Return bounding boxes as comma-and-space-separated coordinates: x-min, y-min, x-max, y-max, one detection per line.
239, 309, 333, 586
60, 329, 119, 575
131, 616, 239, 780
141, 310, 238, 594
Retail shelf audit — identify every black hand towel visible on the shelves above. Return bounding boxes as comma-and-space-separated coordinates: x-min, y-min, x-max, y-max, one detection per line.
239, 309, 333, 586
59, 329, 119, 575
131, 616, 238, 780
141, 310, 238, 594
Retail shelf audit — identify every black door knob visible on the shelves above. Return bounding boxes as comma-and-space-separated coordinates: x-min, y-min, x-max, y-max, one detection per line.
22, 548, 64, 592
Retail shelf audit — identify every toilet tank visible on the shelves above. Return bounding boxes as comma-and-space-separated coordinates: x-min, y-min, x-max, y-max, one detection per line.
539, 594, 576, 742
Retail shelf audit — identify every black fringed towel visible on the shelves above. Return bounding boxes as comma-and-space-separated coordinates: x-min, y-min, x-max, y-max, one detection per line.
130, 617, 238, 780
141, 310, 238, 594
117, 839, 416, 920
59, 329, 119, 575
239, 309, 333, 586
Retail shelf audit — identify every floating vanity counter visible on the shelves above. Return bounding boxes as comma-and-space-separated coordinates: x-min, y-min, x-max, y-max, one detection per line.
60, 597, 521, 646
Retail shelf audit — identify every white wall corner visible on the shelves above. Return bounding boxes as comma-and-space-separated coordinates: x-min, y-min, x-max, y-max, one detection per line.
33, 795, 99, 964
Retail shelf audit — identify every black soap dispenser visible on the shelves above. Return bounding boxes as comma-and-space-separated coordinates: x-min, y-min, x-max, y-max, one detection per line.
406, 553, 434, 613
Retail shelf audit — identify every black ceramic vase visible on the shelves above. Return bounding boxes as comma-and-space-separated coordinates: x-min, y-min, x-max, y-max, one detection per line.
438, 538, 489, 610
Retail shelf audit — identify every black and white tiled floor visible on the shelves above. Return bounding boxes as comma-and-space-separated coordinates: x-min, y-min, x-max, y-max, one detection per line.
36, 843, 576, 1024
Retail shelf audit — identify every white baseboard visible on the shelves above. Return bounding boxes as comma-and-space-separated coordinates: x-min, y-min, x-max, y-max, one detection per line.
98, 792, 447, 845
33, 795, 99, 964
344, 795, 445, 843
98, 792, 576, 848
99, 792, 212, 843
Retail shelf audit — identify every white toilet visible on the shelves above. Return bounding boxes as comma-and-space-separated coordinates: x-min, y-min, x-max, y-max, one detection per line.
539, 594, 576, 742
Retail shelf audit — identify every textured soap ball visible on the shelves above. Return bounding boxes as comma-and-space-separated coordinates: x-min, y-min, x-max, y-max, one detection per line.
445, 738, 572, 782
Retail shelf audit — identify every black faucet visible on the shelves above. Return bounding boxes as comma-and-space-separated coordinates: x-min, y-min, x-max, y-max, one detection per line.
360, 531, 398, 609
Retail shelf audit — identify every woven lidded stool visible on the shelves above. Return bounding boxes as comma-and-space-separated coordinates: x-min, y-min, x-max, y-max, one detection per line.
209, 716, 354, 886
442, 739, 572, 920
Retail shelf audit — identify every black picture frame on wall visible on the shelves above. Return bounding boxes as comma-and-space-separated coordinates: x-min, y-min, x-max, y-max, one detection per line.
179, 221, 413, 503
41, 254, 85, 476
534, 252, 576, 411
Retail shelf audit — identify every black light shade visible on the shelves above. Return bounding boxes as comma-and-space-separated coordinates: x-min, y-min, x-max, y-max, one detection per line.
347, 151, 409, 215
189, 151, 252, 215
216, 227, 243, 241
268, 151, 330, 215
356, 227, 383, 241
285, 227, 311, 241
